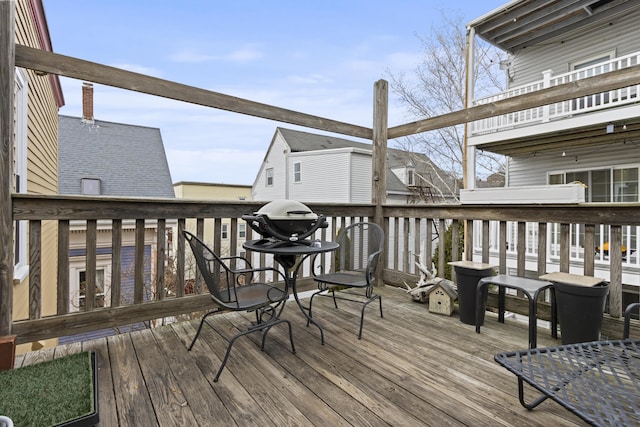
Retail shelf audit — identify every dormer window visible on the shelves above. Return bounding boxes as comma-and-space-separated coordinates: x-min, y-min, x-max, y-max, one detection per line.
407, 168, 415, 186
81, 178, 101, 195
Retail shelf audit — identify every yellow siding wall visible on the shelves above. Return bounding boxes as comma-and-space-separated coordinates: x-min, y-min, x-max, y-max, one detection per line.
174, 183, 253, 259
14, 0, 60, 353
173, 182, 252, 201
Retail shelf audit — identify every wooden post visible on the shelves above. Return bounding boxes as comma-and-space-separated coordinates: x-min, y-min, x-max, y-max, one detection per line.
609, 225, 622, 318
0, 1, 15, 336
372, 79, 388, 286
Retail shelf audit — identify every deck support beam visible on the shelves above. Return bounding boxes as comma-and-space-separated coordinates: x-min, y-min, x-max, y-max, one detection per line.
0, 0, 15, 336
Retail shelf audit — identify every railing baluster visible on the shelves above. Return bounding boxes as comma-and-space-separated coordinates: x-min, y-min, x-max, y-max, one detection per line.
134, 219, 145, 304
28, 220, 41, 320
610, 225, 623, 317
156, 219, 166, 300
111, 219, 122, 307
85, 220, 97, 311
57, 220, 70, 315
499, 221, 507, 274
537, 222, 547, 276
560, 223, 570, 272
517, 222, 526, 275
176, 218, 185, 298
583, 224, 595, 276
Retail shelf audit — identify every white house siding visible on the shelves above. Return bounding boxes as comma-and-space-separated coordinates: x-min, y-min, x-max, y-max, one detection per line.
288, 150, 353, 203
350, 152, 373, 203
508, 140, 640, 187
508, 9, 640, 87
252, 133, 289, 201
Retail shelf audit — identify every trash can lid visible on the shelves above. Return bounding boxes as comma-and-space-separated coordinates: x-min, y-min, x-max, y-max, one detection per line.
448, 260, 497, 271
539, 272, 605, 287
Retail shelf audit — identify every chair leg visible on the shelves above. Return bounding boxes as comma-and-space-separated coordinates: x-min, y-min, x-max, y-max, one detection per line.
260, 319, 296, 354
214, 318, 295, 382
330, 289, 339, 308
357, 294, 382, 339
188, 309, 221, 351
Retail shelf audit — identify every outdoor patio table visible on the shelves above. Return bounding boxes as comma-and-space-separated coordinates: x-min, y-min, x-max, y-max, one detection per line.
475, 274, 556, 348
495, 339, 640, 427
243, 239, 339, 344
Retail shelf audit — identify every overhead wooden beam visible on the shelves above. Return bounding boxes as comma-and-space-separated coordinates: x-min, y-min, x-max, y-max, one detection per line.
15, 44, 373, 140
389, 63, 640, 139
0, 0, 15, 336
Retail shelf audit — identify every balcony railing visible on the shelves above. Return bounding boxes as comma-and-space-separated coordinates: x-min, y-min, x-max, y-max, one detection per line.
471, 51, 640, 135
11, 195, 640, 345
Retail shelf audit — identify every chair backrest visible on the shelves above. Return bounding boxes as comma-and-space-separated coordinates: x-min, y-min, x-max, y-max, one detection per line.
335, 222, 384, 284
183, 230, 244, 308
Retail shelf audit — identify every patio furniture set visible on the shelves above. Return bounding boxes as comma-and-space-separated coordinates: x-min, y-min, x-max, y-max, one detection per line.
181, 200, 638, 426
451, 262, 639, 427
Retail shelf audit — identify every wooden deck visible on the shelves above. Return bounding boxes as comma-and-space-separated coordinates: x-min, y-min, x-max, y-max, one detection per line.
14, 286, 586, 426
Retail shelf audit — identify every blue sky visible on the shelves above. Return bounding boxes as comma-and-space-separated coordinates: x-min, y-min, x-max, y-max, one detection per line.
45, 1, 507, 185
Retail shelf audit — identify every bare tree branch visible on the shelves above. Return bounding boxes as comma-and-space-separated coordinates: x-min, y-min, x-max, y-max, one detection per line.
387, 10, 506, 190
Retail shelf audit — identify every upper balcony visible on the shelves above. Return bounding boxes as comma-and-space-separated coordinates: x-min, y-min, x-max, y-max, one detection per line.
468, 50, 640, 155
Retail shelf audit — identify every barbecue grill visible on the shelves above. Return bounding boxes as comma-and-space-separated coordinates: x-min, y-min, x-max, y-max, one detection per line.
242, 200, 327, 245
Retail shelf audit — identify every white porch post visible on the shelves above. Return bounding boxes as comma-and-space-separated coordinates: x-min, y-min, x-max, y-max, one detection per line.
463, 26, 476, 190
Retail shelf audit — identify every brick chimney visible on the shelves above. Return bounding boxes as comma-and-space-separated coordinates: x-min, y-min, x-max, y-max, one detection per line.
82, 82, 94, 123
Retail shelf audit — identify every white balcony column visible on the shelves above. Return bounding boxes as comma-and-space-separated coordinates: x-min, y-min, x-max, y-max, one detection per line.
541, 69, 552, 122
466, 146, 477, 190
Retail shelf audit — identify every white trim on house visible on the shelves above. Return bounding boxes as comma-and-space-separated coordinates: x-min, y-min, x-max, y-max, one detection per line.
14, 68, 28, 282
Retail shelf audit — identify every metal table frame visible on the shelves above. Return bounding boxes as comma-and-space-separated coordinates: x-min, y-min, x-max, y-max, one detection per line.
495, 340, 640, 427
476, 274, 557, 349
243, 239, 339, 344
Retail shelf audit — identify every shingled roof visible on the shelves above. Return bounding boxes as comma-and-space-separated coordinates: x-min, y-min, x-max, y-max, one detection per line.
58, 115, 175, 198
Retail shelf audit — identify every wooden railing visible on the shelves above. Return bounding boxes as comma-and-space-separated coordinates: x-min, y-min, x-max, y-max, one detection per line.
4, 3, 640, 343
11, 195, 640, 344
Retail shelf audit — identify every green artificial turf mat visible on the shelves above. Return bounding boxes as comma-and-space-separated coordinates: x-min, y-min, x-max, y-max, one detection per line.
0, 351, 96, 427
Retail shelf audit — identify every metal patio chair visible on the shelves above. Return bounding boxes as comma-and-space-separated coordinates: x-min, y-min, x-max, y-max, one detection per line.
182, 230, 295, 382
309, 222, 384, 339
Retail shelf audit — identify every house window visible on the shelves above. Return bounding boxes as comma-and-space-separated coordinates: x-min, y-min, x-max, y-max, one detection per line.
614, 168, 638, 202
222, 224, 228, 239
407, 168, 415, 186
266, 168, 274, 187
14, 69, 28, 281
293, 162, 302, 183
239, 223, 246, 239
81, 178, 101, 195
78, 269, 106, 311
550, 167, 639, 202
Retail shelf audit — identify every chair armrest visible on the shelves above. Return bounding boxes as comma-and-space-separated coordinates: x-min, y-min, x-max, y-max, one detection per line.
623, 302, 640, 339
365, 250, 382, 285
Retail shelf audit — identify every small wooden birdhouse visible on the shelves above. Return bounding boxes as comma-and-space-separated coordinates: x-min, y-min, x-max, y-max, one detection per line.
426, 279, 457, 316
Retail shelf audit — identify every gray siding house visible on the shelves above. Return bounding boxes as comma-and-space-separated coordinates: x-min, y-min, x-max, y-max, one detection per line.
463, 0, 640, 287
252, 127, 457, 204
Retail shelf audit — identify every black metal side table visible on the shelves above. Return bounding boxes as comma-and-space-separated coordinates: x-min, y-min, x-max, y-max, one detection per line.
476, 274, 556, 349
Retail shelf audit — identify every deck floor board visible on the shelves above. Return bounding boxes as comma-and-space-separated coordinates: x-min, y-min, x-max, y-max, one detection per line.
16, 285, 586, 426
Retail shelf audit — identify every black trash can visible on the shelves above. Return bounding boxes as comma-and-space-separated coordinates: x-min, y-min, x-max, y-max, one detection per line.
554, 280, 609, 345
450, 261, 496, 325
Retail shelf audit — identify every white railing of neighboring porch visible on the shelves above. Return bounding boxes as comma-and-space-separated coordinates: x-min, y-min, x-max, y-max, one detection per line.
471, 51, 640, 135
474, 220, 640, 283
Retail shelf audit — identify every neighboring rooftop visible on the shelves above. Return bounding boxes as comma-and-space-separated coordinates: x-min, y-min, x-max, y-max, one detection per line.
58, 115, 175, 198
278, 127, 458, 199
